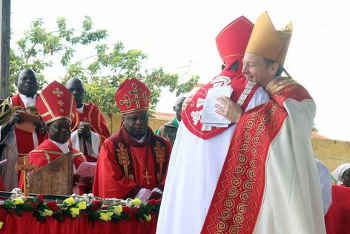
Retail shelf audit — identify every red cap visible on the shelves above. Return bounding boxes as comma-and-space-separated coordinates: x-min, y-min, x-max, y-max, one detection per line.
115, 78, 150, 115
36, 81, 76, 124
216, 16, 253, 65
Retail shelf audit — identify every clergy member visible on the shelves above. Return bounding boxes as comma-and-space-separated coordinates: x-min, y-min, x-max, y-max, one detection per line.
22, 81, 87, 194
202, 12, 326, 233
157, 16, 269, 234
9, 69, 47, 158
325, 164, 350, 233
66, 78, 110, 162
93, 78, 171, 199
0, 100, 23, 191
155, 96, 185, 145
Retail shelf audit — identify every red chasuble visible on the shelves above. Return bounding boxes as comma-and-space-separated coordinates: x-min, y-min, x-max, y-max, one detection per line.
72, 103, 110, 139
325, 185, 350, 234
11, 94, 47, 156
19, 139, 87, 194
201, 82, 313, 234
93, 127, 171, 199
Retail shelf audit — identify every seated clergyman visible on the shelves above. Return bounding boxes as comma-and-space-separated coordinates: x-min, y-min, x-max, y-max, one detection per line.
19, 81, 88, 194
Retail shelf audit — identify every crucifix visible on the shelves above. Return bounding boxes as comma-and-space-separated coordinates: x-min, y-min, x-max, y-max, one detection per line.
15, 156, 37, 197
144, 169, 152, 185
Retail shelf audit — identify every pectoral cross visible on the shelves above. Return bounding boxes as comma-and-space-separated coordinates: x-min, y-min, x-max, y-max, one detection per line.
15, 156, 37, 197
144, 169, 152, 185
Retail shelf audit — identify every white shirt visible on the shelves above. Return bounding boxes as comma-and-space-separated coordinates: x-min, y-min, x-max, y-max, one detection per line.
19, 94, 36, 108
50, 139, 70, 154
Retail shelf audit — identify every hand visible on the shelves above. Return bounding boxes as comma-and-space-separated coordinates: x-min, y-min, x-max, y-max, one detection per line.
9, 110, 24, 125
78, 123, 91, 143
35, 119, 47, 135
265, 77, 297, 95
215, 96, 242, 123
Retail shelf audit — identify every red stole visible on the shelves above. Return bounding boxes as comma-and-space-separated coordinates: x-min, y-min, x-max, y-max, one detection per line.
11, 94, 47, 156
72, 103, 110, 139
93, 127, 171, 198
201, 84, 312, 234
182, 70, 259, 140
325, 185, 350, 234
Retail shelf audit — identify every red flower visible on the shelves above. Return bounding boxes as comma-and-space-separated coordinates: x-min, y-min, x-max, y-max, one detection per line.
123, 206, 137, 216
28, 201, 37, 207
46, 201, 59, 212
91, 200, 102, 211
37, 194, 44, 202
148, 199, 161, 205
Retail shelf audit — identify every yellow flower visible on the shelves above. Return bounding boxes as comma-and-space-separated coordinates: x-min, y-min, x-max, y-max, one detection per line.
43, 209, 53, 216
113, 205, 123, 216
70, 207, 80, 216
77, 201, 87, 210
144, 214, 152, 222
0, 221, 4, 229
99, 212, 114, 222
131, 198, 141, 206
13, 198, 24, 205
64, 197, 75, 206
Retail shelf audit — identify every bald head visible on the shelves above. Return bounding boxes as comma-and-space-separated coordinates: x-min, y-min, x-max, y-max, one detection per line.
17, 69, 38, 98
66, 78, 85, 108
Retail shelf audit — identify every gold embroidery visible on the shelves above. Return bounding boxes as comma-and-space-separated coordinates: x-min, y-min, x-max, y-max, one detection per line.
58, 100, 64, 106
154, 141, 166, 182
52, 87, 63, 97
116, 143, 130, 179
119, 83, 149, 110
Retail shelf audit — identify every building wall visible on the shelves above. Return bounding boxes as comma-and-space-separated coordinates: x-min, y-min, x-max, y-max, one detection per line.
312, 138, 350, 171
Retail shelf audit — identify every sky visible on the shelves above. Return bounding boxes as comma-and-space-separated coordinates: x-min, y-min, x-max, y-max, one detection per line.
10, 0, 350, 141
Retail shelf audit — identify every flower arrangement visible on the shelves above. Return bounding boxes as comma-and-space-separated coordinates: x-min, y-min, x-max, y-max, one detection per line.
0, 192, 161, 227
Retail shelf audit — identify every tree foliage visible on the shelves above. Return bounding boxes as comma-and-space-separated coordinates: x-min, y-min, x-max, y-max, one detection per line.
10, 17, 199, 113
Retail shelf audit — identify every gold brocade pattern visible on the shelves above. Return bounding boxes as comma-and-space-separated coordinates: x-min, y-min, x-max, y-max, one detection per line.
154, 141, 166, 182
215, 103, 278, 234
116, 142, 131, 179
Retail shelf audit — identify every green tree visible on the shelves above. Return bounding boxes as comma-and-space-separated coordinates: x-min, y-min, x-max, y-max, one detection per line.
10, 17, 199, 113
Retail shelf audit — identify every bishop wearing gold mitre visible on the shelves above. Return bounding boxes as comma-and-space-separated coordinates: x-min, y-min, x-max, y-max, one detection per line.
19, 81, 88, 195
93, 78, 171, 199
201, 12, 326, 234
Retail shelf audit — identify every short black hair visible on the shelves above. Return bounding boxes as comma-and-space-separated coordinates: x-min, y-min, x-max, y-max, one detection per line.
263, 58, 283, 77
221, 60, 240, 71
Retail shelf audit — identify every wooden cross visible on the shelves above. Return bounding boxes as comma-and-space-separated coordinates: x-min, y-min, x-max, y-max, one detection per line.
144, 169, 152, 185
15, 156, 37, 197
52, 88, 63, 97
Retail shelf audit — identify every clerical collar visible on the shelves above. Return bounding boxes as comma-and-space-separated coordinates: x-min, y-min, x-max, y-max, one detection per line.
77, 104, 84, 113
132, 135, 146, 143
50, 139, 70, 154
19, 94, 36, 108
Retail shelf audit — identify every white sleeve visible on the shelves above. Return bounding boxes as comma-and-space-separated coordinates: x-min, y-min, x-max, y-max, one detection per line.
316, 159, 332, 214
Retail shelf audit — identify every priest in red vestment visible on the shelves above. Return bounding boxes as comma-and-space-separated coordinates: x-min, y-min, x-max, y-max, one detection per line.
201, 12, 326, 234
19, 81, 88, 194
10, 69, 47, 158
326, 165, 350, 234
93, 78, 171, 199
67, 78, 110, 162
